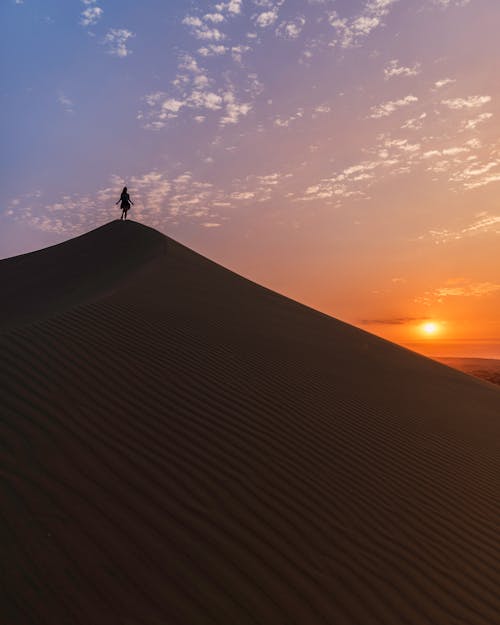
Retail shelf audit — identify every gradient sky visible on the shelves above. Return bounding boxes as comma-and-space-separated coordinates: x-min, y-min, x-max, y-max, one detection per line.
2, 0, 499, 357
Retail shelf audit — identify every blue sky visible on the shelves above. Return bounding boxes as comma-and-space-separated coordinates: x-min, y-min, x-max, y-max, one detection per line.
2, 0, 499, 356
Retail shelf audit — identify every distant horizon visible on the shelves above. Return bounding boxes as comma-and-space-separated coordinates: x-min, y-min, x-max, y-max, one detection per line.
2, 0, 499, 359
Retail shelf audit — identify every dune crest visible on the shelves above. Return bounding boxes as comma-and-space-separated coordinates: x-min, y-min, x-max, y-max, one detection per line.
1, 220, 499, 624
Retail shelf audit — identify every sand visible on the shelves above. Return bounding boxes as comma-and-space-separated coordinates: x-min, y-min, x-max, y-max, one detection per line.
1, 220, 499, 625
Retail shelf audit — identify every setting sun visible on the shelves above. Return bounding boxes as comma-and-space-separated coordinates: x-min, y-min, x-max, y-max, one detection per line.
421, 322, 439, 336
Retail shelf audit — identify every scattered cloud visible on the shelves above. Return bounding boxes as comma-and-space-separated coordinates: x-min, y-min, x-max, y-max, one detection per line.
276, 17, 306, 39
183, 16, 225, 41
384, 60, 421, 80
428, 213, 500, 243
6, 166, 291, 235
416, 279, 500, 306
57, 91, 74, 114
103, 28, 134, 57
273, 107, 304, 128
401, 113, 427, 130
255, 9, 280, 28
442, 95, 491, 110
434, 77, 456, 89
431, 0, 471, 7
198, 44, 228, 56
220, 91, 252, 126
369, 95, 418, 118
80, 5, 103, 27
328, 0, 399, 49
462, 112, 493, 131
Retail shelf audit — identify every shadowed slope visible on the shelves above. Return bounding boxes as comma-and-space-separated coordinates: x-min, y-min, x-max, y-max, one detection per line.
1, 221, 499, 625
0, 220, 166, 328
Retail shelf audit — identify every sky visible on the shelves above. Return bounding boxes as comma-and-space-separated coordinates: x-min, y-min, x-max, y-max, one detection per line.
1, 0, 499, 358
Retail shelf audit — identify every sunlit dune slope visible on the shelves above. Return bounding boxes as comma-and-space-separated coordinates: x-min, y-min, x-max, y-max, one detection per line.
1, 220, 499, 625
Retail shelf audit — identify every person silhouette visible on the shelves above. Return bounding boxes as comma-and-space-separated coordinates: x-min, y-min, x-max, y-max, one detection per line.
116, 186, 134, 220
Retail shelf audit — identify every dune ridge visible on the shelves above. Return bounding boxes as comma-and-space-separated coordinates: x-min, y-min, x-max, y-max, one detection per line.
1, 220, 499, 624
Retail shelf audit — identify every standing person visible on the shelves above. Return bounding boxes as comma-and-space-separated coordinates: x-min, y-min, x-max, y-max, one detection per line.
116, 186, 134, 220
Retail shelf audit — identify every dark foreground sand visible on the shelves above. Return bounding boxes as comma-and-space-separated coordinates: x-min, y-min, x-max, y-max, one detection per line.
1, 220, 499, 625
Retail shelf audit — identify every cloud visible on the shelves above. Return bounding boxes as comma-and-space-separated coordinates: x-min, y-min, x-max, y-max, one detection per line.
416, 280, 500, 306
182, 16, 225, 41
360, 317, 428, 325
442, 95, 491, 110
462, 112, 493, 130
7, 164, 292, 235
7, 171, 229, 234
275, 17, 306, 39
299, 159, 385, 204
428, 213, 500, 243
384, 60, 421, 80
273, 107, 304, 127
434, 78, 455, 89
220, 91, 252, 126
369, 95, 418, 118
204, 13, 225, 23
328, 0, 398, 48
255, 9, 280, 28
215, 0, 242, 15
57, 91, 74, 114
432, 0, 471, 7
198, 44, 228, 56
80, 5, 103, 26
103, 29, 134, 57
231, 192, 255, 200
401, 113, 427, 130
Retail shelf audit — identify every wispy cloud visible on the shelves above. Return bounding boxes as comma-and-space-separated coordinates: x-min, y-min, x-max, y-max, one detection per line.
432, 0, 471, 7
416, 279, 500, 306
57, 91, 74, 114
462, 112, 493, 130
434, 77, 456, 89
384, 60, 421, 80
442, 95, 491, 110
360, 317, 429, 325
369, 95, 418, 118
103, 28, 134, 57
428, 213, 500, 243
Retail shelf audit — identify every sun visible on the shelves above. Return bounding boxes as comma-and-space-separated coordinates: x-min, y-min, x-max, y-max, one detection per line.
421, 322, 439, 336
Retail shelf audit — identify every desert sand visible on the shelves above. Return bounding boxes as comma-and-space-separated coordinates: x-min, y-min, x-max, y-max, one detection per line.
1, 220, 499, 625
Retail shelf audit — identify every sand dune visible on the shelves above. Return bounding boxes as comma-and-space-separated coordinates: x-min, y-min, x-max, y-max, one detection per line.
1, 220, 499, 625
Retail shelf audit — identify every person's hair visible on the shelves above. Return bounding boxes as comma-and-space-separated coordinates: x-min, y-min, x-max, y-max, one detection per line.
122, 186, 127, 193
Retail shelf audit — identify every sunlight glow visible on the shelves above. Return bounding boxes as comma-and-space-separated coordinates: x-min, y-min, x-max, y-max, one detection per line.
421, 322, 439, 336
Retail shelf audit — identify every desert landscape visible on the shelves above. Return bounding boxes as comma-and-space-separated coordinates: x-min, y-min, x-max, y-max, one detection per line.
436, 358, 500, 387
1, 220, 499, 624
